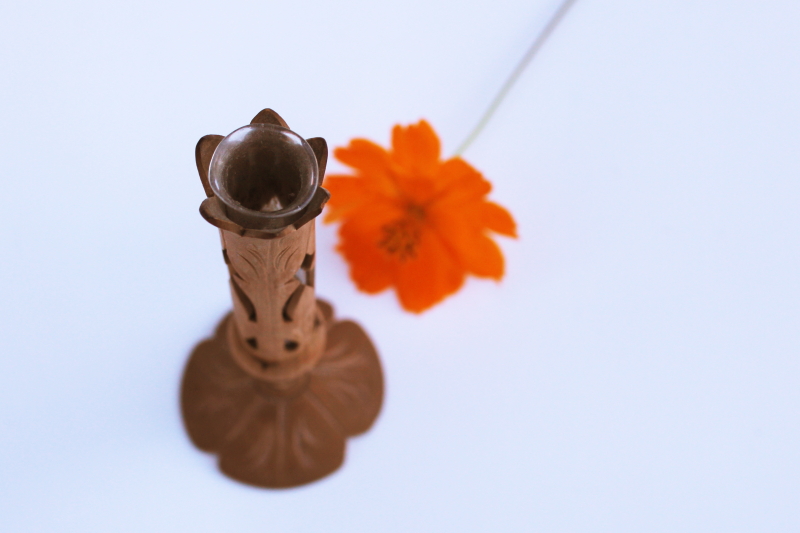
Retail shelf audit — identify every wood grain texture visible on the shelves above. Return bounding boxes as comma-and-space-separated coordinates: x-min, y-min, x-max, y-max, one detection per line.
305, 137, 328, 183
250, 108, 289, 128
222, 221, 325, 383
195, 135, 223, 197
181, 304, 384, 488
199, 196, 296, 239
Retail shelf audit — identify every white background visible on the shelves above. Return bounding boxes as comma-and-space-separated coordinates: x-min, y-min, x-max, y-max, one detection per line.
1, 0, 799, 531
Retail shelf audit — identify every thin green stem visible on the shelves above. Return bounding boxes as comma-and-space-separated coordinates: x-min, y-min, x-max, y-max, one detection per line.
453, 0, 579, 156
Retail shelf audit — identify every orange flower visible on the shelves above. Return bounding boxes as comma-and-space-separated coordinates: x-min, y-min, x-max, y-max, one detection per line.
324, 120, 517, 313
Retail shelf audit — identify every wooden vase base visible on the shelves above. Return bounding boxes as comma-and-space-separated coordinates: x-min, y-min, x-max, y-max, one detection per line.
180, 301, 384, 488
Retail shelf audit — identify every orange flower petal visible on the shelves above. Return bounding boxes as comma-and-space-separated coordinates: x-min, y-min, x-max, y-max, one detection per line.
334, 138, 390, 174
432, 157, 492, 205
428, 209, 505, 280
394, 230, 464, 313
459, 233, 505, 279
334, 198, 406, 236
333, 139, 398, 197
323, 176, 364, 222
335, 201, 406, 293
391, 120, 440, 178
323, 175, 396, 223
338, 219, 395, 294
479, 201, 517, 238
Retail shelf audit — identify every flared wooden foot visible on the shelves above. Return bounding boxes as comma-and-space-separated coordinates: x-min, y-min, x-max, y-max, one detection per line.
180, 301, 384, 488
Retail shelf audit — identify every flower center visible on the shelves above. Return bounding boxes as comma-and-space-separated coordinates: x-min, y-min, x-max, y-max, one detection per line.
406, 204, 425, 220
379, 218, 421, 261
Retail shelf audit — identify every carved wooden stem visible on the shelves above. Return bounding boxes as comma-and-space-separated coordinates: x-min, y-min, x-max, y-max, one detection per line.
223, 222, 325, 389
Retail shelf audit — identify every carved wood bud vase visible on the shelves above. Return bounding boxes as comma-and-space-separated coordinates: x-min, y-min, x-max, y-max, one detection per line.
180, 109, 384, 488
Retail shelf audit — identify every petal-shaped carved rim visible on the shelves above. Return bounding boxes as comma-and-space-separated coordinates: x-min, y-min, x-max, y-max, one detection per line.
195, 109, 330, 233
180, 301, 384, 489
199, 189, 329, 239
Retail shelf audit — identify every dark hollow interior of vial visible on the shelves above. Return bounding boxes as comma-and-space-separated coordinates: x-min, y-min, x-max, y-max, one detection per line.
222, 143, 307, 212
